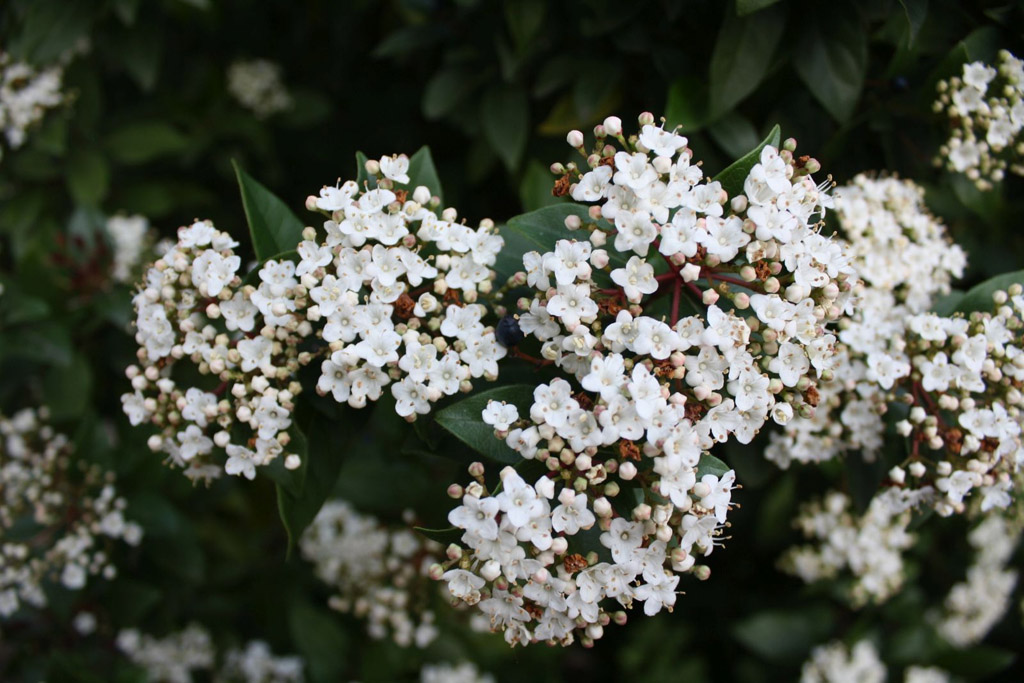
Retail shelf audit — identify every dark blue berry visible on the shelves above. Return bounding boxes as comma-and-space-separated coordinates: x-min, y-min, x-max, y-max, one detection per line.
495, 315, 525, 348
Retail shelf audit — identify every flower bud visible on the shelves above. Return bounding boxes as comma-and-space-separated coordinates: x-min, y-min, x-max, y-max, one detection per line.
567, 130, 585, 148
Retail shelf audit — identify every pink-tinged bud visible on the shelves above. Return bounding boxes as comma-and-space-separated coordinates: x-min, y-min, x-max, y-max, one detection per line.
562, 214, 583, 231
494, 576, 509, 591
364, 159, 380, 175
693, 565, 711, 581
305, 195, 319, 211
618, 461, 637, 481
730, 194, 748, 213
638, 111, 655, 126
590, 230, 607, 247
588, 205, 603, 221
533, 567, 550, 583
446, 543, 463, 561
764, 277, 780, 294
447, 483, 464, 499
681, 263, 702, 282
468, 462, 485, 479
633, 503, 652, 521
586, 623, 604, 641
593, 124, 606, 139
551, 537, 568, 555
734, 292, 750, 309
702, 289, 719, 305
550, 162, 566, 174
603, 116, 622, 136
590, 249, 610, 269
480, 560, 502, 582
614, 610, 628, 626
593, 497, 612, 517
567, 130, 585, 148
428, 563, 445, 580
285, 454, 302, 470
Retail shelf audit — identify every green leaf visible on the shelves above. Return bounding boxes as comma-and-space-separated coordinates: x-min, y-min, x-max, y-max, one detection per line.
793, 8, 868, 123
696, 453, 731, 479
736, 0, 781, 15
434, 385, 537, 465
952, 270, 1024, 315
934, 645, 1015, 677
276, 414, 350, 553
496, 204, 617, 283
897, 0, 928, 48
708, 112, 760, 159
106, 123, 188, 165
107, 23, 163, 91
288, 598, 349, 683
66, 149, 110, 206
405, 147, 444, 206
481, 84, 529, 171
518, 160, 565, 212
42, 352, 92, 420
233, 161, 306, 262
733, 605, 835, 662
929, 289, 964, 316
0, 321, 73, 366
414, 526, 462, 544
713, 124, 781, 198
708, 4, 786, 118
664, 76, 711, 132
354, 151, 376, 190
423, 66, 481, 120
7, 0, 95, 64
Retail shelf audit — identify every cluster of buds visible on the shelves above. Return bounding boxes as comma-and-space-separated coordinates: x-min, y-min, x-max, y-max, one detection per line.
226, 59, 293, 119
934, 50, 1024, 189
0, 408, 142, 618
780, 488, 924, 606
300, 500, 442, 648
433, 383, 736, 647
121, 220, 310, 483
0, 50, 69, 163
105, 214, 164, 284
303, 155, 506, 419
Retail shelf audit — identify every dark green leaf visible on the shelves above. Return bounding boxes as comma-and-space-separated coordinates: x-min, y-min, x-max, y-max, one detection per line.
665, 77, 711, 132
793, 9, 868, 123
708, 4, 786, 117
66, 149, 110, 206
934, 645, 1015, 677
696, 453, 731, 479
733, 605, 835, 662
929, 289, 964, 316
107, 23, 162, 91
518, 160, 565, 212
897, 0, 928, 47
481, 84, 529, 171
1, 321, 74, 367
354, 151, 376, 190
708, 112, 760, 158
106, 123, 188, 165
434, 385, 537, 465
7, 0, 95, 64
276, 413, 350, 553
288, 598, 349, 683
736, 0, 781, 15
414, 526, 462, 544
233, 161, 306, 261
496, 204, 618, 283
713, 124, 781, 198
405, 147, 444, 206
953, 270, 1024, 315
42, 352, 92, 420
423, 66, 481, 120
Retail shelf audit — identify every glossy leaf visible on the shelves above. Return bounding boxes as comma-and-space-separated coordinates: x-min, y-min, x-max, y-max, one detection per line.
106, 123, 187, 165
233, 161, 306, 262
713, 124, 781, 198
434, 385, 537, 465
696, 453, 731, 479
953, 270, 1024, 315
708, 4, 785, 118
482, 84, 529, 171
794, 8, 868, 123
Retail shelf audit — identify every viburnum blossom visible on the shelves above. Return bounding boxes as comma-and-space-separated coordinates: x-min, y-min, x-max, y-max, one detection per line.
0, 50, 70, 163
302, 156, 506, 419
934, 50, 1024, 189
122, 220, 310, 483
300, 500, 442, 648
0, 408, 142, 618
767, 175, 1024, 520
226, 59, 292, 118
431, 112, 860, 646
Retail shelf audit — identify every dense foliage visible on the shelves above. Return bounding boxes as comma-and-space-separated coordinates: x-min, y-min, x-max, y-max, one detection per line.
2, 0, 1024, 681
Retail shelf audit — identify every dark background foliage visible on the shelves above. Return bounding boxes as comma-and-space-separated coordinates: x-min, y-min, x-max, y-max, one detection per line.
1, 0, 1023, 680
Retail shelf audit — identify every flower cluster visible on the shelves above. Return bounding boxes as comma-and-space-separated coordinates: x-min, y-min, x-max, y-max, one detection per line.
303, 157, 505, 419
768, 176, 1024, 519
106, 213, 159, 284
766, 174, 966, 467
121, 220, 310, 483
0, 51, 68, 162
117, 624, 303, 683
780, 488, 922, 606
433, 113, 860, 646
420, 661, 494, 683
300, 500, 442, 648
0, 408, 142, 618
934, 513, 1020, 647
800, 639, 886, 683
934, 50, 1024, 189
226, 59, 293, 118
